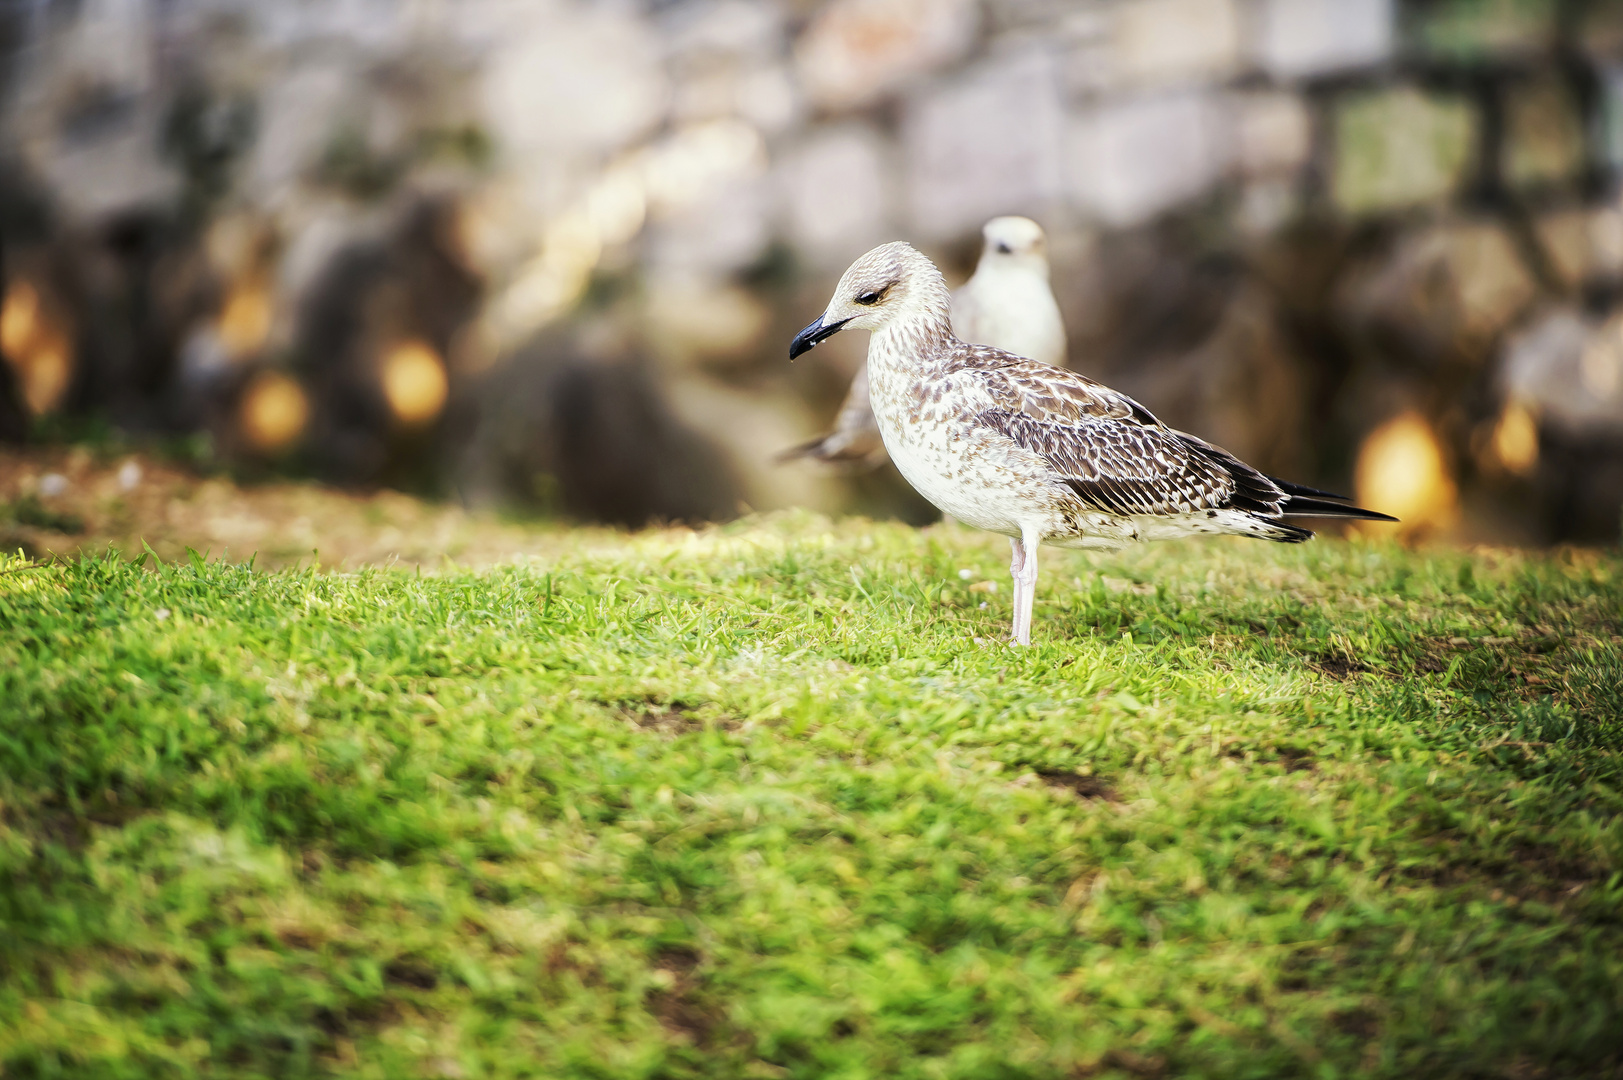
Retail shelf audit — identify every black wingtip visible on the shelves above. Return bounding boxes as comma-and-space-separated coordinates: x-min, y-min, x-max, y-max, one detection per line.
1269, 477, 1399, 522
1283, 494, 1400, 522
1275, 478, 1350, 501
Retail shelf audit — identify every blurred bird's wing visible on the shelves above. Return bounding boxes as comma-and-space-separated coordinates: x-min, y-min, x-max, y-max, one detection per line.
776, 362, 887, 469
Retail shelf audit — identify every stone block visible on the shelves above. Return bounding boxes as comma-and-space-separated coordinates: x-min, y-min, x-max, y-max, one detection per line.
480, 7, 667, 161
1501, 309, 1623, 436
1110, 0, 1242, 88
1534, 206, 1623, 291
1252, 0, 1394, 80
902, 49, 1065, 240
779, 123, 896, 262
1598, 66, 1623, 175
642, 274, 772, 370
1233, 91, 1313, 178
664, 3, 799, 132
1331, 87, 1476, 216
1501, 76, 1585, 191
1067, 91, 1228, 228
1580, 5, 1623, 61
1339, 221, 1537, 364
1053, 8, 1118, 99
248, 60, 355, 198
1411, 0, 1556, 62
792, 0, 979, 113
646, 173, 773, 277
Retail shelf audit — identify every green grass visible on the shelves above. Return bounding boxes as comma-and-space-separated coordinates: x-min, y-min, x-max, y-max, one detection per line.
1, 514, 1621, 1079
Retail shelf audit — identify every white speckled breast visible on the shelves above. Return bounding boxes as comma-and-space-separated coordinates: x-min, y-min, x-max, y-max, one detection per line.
866, 327, 1063, 539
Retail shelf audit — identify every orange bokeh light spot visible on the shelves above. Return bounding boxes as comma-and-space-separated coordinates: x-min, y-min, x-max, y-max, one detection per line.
1489, 401, 1539, 476
1354, 411, 1457, 535
380, 341, 449, 426
2, 279, 75, 415
240, 371, 309, 453
218, 281, 273, 358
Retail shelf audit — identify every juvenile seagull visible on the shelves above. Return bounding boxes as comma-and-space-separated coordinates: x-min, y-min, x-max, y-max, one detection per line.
789, 242, 1396, 646
784, 216, 1066, 467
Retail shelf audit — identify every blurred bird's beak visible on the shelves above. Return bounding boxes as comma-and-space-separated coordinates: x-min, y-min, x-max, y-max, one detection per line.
789, 314, 849, 360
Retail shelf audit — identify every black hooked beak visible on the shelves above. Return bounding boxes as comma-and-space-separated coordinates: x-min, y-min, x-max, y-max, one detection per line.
789, 314, 850, 360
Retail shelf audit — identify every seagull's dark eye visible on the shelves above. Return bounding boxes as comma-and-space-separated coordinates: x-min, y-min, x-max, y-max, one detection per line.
996, 242, 1014, 254
855, 289, 884, 305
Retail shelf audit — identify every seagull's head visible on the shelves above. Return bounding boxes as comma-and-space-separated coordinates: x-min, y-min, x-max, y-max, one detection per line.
789, 241, 949, 360
978, 216, 1048, 272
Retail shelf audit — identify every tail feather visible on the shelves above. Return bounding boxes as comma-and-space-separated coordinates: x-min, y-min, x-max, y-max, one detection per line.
1276, 479, 1350, 501
1282, 494, 1399, 522
1269, 476, 1399, 522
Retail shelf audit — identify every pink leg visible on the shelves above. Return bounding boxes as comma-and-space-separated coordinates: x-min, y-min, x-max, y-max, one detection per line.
1009, 533, 1039, 646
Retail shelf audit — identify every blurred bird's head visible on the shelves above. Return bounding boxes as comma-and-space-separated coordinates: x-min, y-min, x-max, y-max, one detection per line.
977, 216, 1048, 274
789, 241, 951, 359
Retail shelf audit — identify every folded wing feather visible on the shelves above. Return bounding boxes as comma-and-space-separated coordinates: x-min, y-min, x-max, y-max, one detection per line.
959, 351, 1290, 520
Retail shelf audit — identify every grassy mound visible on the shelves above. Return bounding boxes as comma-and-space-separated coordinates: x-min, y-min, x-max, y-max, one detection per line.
2, 516, 1620, 1078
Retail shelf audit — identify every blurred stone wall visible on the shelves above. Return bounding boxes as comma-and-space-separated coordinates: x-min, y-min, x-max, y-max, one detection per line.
2, 0, 1622, 540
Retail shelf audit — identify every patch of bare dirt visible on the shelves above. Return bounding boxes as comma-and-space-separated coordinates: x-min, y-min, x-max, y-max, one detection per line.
0, 446, 599, 569
647, 946, 722, 1046
1036, 771, 1120, 801
1313, 656, 1367, 680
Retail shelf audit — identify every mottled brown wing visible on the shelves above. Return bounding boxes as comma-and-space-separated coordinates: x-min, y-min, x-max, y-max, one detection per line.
979, 407, 1241, 516
959, 353, 1289, 517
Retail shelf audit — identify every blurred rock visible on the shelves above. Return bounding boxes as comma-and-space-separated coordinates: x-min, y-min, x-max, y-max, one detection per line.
663, 1, 798, 132
1331, 87, 1476, 215
1496, 309, 1623, 539
1059, 226, 1240, 382
1109, 0, 1242, 88
480, 6, 667, 163
645, 173, 773, 276
1535, 205, 1623, 291
7, 0, 178, 225
458, 331, 742, 528
779, 123, 896, 263
793, 0, 979, 113
1119, 282, 1306, 476
1501, 309, 1623, 436
1252, 0, 1394, 80
1581, 6, 1623, 62
1232, 91, 1313, 178
1412, 0, 1556, 62
1068, 91, 1229, 228
1501, 75, 1584, 191
1602, 67, 1623, 176
642, 274, 772, 371
290, 199, 482, 487
902, 49, 1065, 240
1339, 221, 1537, 367
248, 61, 354, 201
664, 372, 846, 516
